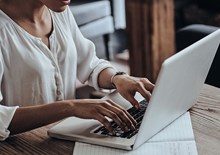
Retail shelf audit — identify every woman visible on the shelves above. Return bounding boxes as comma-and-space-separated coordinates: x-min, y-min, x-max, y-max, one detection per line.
0, 0, 154, 141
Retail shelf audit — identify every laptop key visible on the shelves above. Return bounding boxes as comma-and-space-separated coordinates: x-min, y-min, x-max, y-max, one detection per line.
127, 130, 139, 139
101, 129, 109, 135
93, 126, 105, 133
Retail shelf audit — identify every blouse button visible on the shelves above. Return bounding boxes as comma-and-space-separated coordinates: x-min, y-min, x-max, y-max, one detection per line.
56, 96, 63, 101
57, 90, 62, 95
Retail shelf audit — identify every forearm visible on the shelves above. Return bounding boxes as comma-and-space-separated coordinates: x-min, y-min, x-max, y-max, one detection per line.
8, 101, 73, 135
97, 68, 117, 89
8, 98, 137, 136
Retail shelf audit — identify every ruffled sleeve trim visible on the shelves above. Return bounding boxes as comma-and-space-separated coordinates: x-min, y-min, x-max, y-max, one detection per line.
0, 105, 18, 141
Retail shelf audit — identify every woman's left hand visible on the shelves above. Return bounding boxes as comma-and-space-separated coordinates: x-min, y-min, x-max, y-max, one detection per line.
112, 74, 155, 109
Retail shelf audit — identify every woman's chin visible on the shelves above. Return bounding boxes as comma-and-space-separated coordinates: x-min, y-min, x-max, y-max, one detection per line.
60, 0, 71, 5
51, 6, 68, 12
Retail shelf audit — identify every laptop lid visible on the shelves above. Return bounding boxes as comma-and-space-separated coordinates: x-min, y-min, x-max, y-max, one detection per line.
133, 29, 220, 149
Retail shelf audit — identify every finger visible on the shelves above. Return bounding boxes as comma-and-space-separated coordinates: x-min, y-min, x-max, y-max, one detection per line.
108, 100, 137, 124
140, 78, 155, 92
95, 113, 115, 134
136, 84, 152, 102
125, 95, 140, 109
100, 102, 134, 130
104, 104, 136, 131
99, 107, 128, 131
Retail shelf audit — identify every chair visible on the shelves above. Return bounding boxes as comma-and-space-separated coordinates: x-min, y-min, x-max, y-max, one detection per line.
176, 24, 220, 88
69, 0, 126, 60
70, 0, 127, 99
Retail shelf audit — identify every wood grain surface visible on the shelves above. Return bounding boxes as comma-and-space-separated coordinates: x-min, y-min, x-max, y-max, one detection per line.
190, 84, 220, 155
125, 0, 175, 82
0, 124, 74, 155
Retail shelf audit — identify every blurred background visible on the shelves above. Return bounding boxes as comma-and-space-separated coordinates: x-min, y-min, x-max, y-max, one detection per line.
70, 0, 220, 98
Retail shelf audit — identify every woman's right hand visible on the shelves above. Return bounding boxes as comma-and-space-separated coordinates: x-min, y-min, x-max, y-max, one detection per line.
68, 99, 137, 134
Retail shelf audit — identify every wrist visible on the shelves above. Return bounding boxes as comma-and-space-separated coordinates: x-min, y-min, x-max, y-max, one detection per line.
56, 100, 76, 117
111, 72, 127, 89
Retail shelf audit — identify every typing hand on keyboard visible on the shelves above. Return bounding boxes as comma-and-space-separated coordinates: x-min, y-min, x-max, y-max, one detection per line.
92, 100, 148, 139
111, 74, 154, 109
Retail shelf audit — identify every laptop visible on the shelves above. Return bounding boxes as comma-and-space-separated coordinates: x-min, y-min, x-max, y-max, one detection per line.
48, 29, 220, 150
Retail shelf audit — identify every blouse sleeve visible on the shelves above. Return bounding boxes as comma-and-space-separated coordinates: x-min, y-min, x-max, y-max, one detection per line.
0, 45, 18, 141
65, 7, 117, 90
0, 105, 18, 141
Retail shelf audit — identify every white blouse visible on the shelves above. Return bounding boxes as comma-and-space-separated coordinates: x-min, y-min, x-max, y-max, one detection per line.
0, 7, 115, 141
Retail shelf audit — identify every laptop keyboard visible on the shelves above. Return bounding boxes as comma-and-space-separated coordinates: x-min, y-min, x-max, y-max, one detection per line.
92, 100, 148, 139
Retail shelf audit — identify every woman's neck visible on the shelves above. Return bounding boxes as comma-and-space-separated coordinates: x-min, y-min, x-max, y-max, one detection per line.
0, 0, 48, 23
0, 0, 53, 48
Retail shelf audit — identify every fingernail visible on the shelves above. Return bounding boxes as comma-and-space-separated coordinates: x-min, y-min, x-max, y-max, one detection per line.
124, 127, 129, 131
112, 130, 116, 135
132, 125, 136, 130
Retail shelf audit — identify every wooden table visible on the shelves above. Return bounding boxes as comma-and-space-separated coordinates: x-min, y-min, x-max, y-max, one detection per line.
190, 84, 220, 155
0, 84, 220, 155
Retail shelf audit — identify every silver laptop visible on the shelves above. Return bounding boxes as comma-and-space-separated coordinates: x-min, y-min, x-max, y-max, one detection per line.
48, 29, 220, 150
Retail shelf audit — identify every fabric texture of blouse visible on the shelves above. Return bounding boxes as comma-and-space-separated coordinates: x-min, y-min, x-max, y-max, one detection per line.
0, 7, 115, 141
